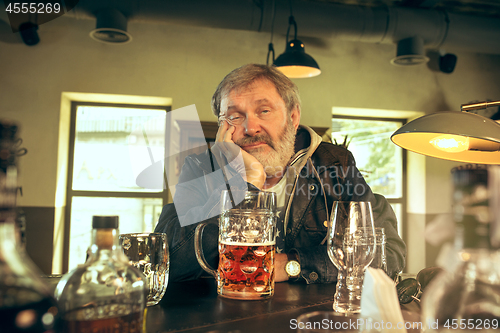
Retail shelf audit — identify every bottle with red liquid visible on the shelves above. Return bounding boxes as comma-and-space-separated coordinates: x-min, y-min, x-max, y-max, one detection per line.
0, 120, 60, 333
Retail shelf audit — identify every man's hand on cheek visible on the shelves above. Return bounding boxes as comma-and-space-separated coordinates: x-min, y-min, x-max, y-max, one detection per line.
241, 156, 265, 189
214, 121, 265, 189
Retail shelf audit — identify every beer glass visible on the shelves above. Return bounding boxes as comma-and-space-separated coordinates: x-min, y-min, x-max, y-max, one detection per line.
195, 190, 276, 300
327, 201, 375, 314
119, 233, 169, 306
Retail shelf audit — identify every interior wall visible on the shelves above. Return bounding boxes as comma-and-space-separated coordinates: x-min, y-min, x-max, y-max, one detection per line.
1, 14, 500, 274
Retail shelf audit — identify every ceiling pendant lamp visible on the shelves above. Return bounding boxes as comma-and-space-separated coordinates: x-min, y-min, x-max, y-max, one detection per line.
391, 36, 429, 66
90, 8, 132, 44
273, 16, 321, 78
391, 100, 500, 164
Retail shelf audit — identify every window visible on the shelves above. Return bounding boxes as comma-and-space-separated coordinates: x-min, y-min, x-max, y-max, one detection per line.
331, 112, 406, 239
64, 102, 170, 272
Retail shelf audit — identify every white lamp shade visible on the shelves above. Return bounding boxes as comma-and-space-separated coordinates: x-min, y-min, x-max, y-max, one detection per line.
391, 111, 500, 164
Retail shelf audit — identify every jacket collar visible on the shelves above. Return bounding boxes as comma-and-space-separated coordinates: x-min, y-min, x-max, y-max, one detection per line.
287, 125, 323, 178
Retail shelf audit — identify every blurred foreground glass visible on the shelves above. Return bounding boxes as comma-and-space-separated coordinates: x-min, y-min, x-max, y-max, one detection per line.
119, 233, 169, 306
195, 190, 276, 300
0, 121, 60, 332
327, 201, 376, 314
422, 166, 500, 332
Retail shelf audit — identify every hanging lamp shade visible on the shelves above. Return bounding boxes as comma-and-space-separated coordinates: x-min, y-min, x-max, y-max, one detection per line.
90, 8, 132, 44
274, 39, 321, 78
391, 110, 500, 164
390, 36, 429, 66
273, 15, 320, 78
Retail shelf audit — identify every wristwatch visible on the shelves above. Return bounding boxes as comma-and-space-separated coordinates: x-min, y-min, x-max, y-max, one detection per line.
285, 252, 301, 279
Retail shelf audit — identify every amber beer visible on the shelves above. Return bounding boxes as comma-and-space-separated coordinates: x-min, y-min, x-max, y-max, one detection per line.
195, 191, 277, 300
218, 241, 275, 300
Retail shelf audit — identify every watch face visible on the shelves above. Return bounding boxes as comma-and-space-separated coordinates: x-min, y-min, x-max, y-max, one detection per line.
286, 260, 301, 277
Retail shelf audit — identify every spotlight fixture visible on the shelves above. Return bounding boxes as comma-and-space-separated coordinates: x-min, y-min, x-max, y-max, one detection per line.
19, 22, 39, 46
273, 16, 320, 78
391, 36, 429, 66
90, 8, 132, 44
391, 100, 500, 164
439, 53, 458, 74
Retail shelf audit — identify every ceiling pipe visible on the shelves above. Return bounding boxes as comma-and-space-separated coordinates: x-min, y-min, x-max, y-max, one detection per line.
65, 0, 500, 55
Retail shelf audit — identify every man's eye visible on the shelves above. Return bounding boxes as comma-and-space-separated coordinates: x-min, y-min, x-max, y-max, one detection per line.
229, 115, 242, 120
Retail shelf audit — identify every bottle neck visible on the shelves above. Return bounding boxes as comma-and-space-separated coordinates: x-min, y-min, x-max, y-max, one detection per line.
89, 228, 121, 259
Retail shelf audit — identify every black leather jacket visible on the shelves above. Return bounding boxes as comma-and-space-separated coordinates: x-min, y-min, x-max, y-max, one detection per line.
155, 126, 406, 283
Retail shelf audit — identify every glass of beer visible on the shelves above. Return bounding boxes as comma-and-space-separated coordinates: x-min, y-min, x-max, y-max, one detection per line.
119, 232, 169, 306
195, 190, 276, 300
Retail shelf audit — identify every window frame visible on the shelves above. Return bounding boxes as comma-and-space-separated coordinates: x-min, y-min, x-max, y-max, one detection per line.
331, 114, 408, 247
63, 101, 171, 272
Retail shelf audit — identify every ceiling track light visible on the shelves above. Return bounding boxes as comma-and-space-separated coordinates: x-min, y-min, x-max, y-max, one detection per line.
273, 15, 321, 78
391, 100, 500, 164
391, 36, 429, 66
90, 8, 132, 44
19, 22, 40, 46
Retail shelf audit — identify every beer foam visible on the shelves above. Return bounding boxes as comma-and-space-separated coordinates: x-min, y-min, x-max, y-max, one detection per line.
220, 241, 275, 246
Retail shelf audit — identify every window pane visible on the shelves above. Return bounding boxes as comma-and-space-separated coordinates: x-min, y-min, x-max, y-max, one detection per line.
72, 106, 166, 192
68, 196, 163, 271
331, 118, 403, 198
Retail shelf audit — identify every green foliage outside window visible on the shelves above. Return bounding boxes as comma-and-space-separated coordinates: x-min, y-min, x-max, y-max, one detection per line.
331, 118, 403, 198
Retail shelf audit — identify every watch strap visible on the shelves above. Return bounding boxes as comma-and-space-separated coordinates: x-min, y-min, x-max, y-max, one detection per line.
287, 252, 298, 263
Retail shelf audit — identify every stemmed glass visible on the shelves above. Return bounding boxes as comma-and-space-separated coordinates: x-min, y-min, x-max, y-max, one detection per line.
327, 201, 376, 314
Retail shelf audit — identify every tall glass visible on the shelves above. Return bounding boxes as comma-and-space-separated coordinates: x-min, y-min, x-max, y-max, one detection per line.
371, 227, 388, 275
327, 201, 376, 314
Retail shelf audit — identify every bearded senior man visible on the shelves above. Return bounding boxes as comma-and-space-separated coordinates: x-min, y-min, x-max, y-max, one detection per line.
155, 64, 406, 283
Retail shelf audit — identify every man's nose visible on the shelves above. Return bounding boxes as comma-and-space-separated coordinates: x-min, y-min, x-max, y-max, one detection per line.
243, 114, 261, 136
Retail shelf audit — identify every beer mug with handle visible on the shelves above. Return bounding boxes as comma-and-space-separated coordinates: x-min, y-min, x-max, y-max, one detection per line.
195, 190, 277, 300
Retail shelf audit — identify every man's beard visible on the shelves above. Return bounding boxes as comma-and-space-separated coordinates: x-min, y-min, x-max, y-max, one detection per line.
235, 119, 296, 178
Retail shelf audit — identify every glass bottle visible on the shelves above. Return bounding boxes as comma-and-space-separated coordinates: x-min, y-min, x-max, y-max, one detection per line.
371, 227, 388, 274
55, 216, 147, 333
422, 165, 500, 332
0, 120, 60, 333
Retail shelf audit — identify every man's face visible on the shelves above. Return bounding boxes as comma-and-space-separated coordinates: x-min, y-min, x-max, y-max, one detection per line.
219, 78, 300, 176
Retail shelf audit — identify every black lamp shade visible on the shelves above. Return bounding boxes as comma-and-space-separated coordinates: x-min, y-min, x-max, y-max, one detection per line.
274, 39, 321, 78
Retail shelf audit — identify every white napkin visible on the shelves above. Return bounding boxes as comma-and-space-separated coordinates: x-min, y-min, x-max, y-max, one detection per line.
360, 267, 407, 333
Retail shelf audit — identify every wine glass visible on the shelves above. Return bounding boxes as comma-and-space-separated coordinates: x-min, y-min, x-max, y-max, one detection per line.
327, 201, 376, 314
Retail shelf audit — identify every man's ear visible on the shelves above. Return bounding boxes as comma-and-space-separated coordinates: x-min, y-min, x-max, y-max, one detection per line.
290, 105, 301, 130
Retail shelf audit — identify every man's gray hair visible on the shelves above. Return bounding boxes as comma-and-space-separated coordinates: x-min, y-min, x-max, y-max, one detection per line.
211, 64, 301, 117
